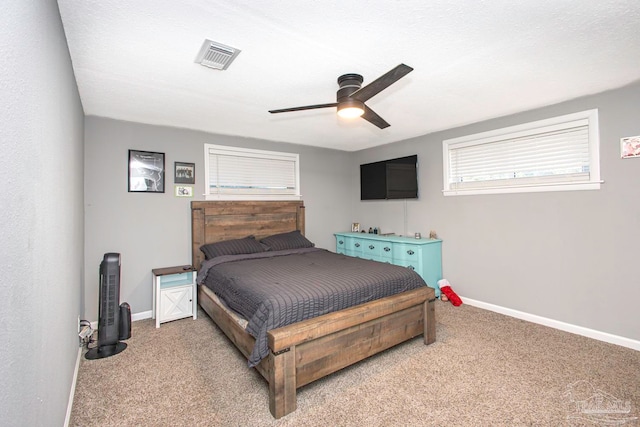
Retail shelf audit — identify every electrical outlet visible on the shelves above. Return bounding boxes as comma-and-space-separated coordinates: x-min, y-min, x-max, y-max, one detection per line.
79, 327, 92, 340
78, 326, 92, 347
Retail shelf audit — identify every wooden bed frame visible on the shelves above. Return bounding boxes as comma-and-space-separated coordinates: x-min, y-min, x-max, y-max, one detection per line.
191, 200, 436, 418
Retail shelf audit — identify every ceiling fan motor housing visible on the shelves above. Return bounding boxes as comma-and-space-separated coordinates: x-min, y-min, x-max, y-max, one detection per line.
337, 73, 363, 102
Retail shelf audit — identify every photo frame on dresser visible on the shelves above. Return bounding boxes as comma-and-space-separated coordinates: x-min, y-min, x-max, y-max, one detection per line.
128, 150, 165, 193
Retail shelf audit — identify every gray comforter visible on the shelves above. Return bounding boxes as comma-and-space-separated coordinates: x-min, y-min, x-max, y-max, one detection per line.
197, 248, 427, 367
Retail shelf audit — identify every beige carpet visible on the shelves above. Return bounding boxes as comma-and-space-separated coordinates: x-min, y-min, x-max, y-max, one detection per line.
70, 301, 640, 426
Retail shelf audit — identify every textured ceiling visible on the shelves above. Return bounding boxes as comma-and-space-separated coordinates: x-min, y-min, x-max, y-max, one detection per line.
58, 0, 640, 152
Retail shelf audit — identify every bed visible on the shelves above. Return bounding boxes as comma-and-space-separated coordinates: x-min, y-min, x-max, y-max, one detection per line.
191, 200, 436, 418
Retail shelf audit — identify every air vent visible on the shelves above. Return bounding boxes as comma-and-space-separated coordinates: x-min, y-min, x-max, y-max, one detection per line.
195, 39, 241, 70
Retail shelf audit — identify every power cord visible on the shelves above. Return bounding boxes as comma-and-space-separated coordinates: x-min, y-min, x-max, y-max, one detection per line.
85, 337, 97, 350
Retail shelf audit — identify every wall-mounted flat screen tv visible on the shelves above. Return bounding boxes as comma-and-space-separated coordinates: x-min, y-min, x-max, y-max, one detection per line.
360, 155, 418, 200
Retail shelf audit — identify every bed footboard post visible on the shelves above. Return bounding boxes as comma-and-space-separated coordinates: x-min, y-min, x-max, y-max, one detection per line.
423, 297, 436, 345
269, 347, 296, 418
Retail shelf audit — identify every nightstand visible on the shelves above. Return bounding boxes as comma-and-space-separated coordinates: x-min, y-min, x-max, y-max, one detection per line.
152, 265, 197, 328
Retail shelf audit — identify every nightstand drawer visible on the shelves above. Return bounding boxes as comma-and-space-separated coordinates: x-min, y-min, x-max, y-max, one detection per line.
159, 272, 192, 288
159, 284, 194, 323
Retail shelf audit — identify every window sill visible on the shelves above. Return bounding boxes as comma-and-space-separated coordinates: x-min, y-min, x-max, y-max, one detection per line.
205, 194, 302, 201
443, 181, 602, 196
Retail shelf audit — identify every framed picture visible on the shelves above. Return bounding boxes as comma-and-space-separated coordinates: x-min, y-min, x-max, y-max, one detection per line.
621, 135, 640, 159
175, 185, 193, 197
174, 162, 195, 184
351, 222, 360, 232
128, 150, 165, 193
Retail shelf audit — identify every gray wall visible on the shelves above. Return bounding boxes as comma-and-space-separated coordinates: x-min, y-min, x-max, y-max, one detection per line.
2, 5, 635, 425
0, 1, 85, 426
83, 117, 352, 320
352, 82, 640, 342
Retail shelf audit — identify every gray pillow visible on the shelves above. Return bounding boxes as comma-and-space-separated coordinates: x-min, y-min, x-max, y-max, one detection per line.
200, 235, 265, 260
260, 230, 314, 251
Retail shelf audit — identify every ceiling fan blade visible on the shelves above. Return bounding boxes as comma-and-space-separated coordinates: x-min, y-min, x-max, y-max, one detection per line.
351, 64, 413, 102
269, 103, 338, 114
361, 105, 390, 129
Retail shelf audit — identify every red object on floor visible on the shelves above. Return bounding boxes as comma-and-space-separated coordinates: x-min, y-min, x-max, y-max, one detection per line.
440, 285, 462, 306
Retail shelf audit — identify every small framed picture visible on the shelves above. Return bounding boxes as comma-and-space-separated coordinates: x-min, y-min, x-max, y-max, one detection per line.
128, 150, 165, 193
175, 162, 195, 184
175, 185, 193, 197
351, 222, 360, 232
621, 136, 640, 159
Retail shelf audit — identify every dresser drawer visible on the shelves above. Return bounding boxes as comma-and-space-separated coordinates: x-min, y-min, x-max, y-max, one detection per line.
335, 236, 347, 254
393, 244, 420, 263
395, 259, 421, 273
362, 240, 382, 259
380, 243, 393, 261
346, 237, 364, 257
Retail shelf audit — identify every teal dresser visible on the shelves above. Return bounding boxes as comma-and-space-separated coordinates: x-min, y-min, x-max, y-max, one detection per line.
334, 232, 443, 296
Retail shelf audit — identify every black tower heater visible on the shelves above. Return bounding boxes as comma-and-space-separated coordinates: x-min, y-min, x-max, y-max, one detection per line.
85, 253, 130, 360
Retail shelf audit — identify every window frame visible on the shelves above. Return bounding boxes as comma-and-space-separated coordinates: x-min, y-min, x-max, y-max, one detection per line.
203, 144, 301, 201
442, 109, 601, 196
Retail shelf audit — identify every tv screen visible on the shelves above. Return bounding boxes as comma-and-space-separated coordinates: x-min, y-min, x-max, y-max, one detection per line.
360, 155, 418, 200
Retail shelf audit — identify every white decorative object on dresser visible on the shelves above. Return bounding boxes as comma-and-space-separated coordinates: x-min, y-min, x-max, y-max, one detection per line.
334, 232, 443, 297
152, 266, 197, 328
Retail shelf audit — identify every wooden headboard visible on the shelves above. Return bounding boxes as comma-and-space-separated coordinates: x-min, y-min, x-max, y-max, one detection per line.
191, 201, 305, 271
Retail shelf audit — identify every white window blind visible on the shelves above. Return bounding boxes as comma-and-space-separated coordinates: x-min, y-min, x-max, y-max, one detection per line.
443, 109, 601, 195
204, 144, 300, 200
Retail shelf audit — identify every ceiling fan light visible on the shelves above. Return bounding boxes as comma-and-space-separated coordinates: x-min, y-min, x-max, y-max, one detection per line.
338, 107, 364, 118
337, 100, 364, 118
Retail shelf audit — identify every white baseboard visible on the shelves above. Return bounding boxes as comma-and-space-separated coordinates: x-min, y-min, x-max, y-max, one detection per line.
64, 347, 82, 427
88, 309, 152, 329
462, 297, 640, 352
132, 310, 152, 322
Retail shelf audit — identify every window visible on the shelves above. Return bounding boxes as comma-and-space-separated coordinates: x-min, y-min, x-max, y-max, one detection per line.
442, 109, 601, 196
204, 144, 300, 200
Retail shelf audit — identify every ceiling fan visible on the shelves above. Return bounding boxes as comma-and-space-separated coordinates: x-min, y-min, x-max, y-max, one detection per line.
269, 64, 413, 129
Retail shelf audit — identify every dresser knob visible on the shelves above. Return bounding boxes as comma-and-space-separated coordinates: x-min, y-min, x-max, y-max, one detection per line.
407, 265, 415, 270
338, 240, 344, 244
355, 243, 360, 248
369, 245, 375, 250
407, 250, 415, 255
383, 247, 391, 252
